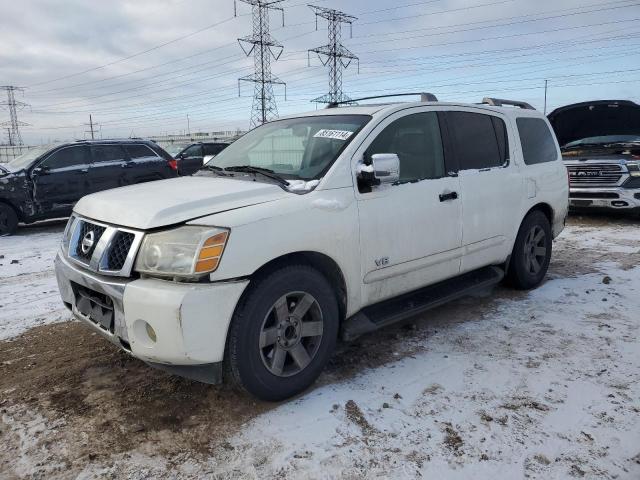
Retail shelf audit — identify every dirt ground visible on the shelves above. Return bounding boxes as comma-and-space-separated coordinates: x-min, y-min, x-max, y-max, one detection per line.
1, 214, 639, 479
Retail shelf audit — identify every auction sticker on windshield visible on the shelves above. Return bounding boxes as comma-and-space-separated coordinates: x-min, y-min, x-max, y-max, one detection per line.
313, 129, 354, 140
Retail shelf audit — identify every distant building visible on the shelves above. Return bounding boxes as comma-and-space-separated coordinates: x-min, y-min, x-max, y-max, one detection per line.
149, 130, 245, 149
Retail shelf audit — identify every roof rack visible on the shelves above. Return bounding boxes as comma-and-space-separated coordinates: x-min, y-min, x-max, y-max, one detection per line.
326, 92, 438, 108
482, 97, 535, 110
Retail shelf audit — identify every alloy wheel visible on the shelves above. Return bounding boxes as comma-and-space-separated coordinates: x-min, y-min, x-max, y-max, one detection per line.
259, 291, 324, 377
523, 225, 547, 275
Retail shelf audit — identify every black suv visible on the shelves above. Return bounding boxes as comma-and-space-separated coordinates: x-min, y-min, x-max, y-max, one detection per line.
175, 141, 230, 175
0, 139, 177, 235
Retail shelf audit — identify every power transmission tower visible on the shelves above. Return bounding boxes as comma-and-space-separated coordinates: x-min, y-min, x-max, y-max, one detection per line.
0, 86, 29, 145
235, 0, 287, 128
308, 6, 358, 105
84, 114, 99, 140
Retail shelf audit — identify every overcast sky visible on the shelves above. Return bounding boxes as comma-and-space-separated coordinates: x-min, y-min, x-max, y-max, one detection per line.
1, 0, 639, 144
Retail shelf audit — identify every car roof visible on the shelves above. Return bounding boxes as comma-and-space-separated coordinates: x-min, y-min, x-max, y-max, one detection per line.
70, 138, 158, 146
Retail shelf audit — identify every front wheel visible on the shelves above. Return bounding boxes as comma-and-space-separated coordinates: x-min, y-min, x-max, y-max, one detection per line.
0, 204, 18, 236
225, 265, 339, 401
507, 210, 552, 290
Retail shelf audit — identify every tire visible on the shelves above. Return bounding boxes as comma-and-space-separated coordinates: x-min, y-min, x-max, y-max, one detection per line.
0, 203, 18, 236
507, 210, 552, 290
225, 265, 339, 401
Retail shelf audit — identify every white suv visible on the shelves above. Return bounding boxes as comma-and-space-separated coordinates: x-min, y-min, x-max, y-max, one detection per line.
54, 95, 568, 401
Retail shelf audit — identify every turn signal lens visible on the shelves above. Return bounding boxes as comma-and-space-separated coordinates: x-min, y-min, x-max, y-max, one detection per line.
195, 231, 229, 273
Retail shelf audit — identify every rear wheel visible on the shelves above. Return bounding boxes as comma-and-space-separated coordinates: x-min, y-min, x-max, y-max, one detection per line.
507, 210, 552, 290
0, 204, 18, 236
225, 265, 339, 401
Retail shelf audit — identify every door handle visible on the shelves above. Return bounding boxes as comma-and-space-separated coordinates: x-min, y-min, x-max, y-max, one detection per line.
439, 191, 458, 202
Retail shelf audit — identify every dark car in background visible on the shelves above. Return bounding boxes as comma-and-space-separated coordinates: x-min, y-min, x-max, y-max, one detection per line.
548, 100, 640, 214
0, 139, 177, 235
174, 141, 230, 175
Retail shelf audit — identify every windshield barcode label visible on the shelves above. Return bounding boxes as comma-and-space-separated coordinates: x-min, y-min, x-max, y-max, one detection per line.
313, 129, 354, 141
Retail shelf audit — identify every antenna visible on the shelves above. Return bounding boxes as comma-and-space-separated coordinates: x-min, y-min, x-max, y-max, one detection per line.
308, 5, 358, 105
0, 86, 30, 145
236, 0, 287, 128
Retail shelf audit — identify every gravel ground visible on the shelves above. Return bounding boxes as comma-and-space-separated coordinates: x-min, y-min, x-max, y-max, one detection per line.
0, 215, 639, 479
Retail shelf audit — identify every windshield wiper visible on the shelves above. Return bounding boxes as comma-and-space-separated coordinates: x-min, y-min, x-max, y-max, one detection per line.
200, 164, 232, 176
223, 165, 290, 186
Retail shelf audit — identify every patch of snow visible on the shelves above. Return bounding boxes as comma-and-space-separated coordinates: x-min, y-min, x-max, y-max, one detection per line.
286, 179, 320, 192
0, 224, 70, 340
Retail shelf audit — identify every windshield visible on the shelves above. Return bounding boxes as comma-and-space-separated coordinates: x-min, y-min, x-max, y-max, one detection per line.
204, 115, 370, 180
563, 135, 640, 149
164, 143, 190, 157
7, 145, 59, 171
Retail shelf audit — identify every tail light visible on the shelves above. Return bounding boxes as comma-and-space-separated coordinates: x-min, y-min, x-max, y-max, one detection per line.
167, 159, 178, 171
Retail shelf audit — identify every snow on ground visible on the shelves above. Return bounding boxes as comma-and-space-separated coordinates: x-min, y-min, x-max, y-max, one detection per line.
0, 216, 639, 479
0, 221, 68, 340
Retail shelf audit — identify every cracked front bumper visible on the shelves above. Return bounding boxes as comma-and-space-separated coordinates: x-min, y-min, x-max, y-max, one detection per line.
54, 251, 249, 383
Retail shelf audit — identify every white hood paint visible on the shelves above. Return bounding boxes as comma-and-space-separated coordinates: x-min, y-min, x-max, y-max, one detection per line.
74, 176, 288, 229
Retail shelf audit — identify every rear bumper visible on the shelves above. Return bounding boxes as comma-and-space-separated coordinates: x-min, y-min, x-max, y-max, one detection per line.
54, 251, 249, 383
569, 187, 640, 211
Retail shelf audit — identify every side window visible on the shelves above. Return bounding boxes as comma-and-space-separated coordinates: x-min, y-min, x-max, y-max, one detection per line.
447, 112, 503, 170
91, 145, 126, 163
516, 118, 558, 165
183, 145, 203, 157
41, 146, 89, 170
203, 144, 225, 156
367, 112, 445, 183
124, 144, 157, 159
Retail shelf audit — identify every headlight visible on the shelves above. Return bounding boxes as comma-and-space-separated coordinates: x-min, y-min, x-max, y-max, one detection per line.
62, 215, 77, 251
134, 226, 229, 279
627, 161, 640, 177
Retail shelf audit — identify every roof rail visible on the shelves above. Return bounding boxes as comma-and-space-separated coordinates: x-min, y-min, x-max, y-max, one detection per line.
326, 92, 438, 108
482, 97, 535, 110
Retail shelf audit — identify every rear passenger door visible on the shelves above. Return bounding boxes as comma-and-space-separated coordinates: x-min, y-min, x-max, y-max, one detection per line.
123, 143, 167, 183
443, 109, 522, 272
87, 144, 128, 194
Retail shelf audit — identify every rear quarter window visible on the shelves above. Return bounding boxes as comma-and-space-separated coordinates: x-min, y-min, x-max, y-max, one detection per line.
516, 118, 558, 165
125, 144, 158, 159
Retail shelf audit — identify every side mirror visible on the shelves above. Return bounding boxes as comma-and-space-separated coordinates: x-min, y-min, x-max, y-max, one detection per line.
358, 153, 400, 185
32, 166, 50, 177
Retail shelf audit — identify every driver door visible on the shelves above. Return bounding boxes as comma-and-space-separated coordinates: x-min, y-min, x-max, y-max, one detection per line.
32, 145, 90, 214
355, 109, 463, 306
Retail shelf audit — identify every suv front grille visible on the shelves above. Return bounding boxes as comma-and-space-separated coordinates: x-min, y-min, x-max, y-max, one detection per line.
106, 231, 135, 271
566, 164, 624, 187
74, 222, 106, 261
67, 217, 143, 277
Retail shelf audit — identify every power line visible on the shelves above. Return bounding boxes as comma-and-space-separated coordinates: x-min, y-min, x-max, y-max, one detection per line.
308, 5, 358, 105
0, 86, 29, 145
236, 0, 287, 127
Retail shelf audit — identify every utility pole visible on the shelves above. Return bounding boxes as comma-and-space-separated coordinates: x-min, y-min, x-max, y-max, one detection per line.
0, 86, 29, 146
84, 114, 98, 140
187, 114, 191, 137
308, 6, 358, 105
544, 79, 548, 115
235, 0, 287, 128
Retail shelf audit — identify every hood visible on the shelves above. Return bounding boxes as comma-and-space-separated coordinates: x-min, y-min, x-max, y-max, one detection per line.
548, 100, 640, 147
74, 176, 289, 229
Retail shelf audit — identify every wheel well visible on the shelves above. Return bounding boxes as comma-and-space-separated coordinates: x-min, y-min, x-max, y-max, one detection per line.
0, 199, 21, 221
526, 203, 553, 225
250, 252, 348, 323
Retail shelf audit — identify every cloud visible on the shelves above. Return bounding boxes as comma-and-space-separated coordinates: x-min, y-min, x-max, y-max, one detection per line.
1, 0, 638, 143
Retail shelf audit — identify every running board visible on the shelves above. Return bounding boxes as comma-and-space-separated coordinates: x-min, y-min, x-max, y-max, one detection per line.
341, 266, 504, 341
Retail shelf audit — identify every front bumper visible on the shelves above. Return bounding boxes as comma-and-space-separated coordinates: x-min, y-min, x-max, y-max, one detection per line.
54, 251, 249, 383
569, 187, 640, 211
